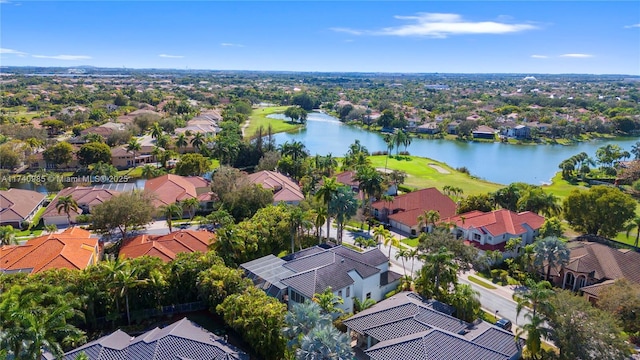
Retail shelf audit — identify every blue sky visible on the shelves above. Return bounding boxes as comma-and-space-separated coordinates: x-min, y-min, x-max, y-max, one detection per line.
1, 1, 639, 74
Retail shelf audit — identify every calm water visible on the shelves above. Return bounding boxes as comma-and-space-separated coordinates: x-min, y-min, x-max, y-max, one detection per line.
273, 112, 640, 185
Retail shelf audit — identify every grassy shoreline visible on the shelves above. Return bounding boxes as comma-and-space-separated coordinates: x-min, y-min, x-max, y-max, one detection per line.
244, 106, 302, 139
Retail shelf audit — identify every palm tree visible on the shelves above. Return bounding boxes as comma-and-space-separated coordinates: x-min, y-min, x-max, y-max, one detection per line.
450, 284, 481, 322
0, 225, 17, 246
416, 246, 458, 300
160, 203, 183, 232
296, 324, 353, 360
514, 279, 554, 320
353, 297, 376, 314
126, 139, 142, 167
190, 132, 205, 152
312, 287, 344, 315
408, 248, 419, 276
533, 236, 570, 281
315, 177, 339, 242
115, 266, 147, 325
329, 186, 358, 244
392, 130, 407, 156
383, 133, 394, 171
181, 197, 200, 221
383, 232, 399, 260
283, 301, 331, 347
373, 225, 389, 249
624, 216, 640, 249
44, 224, 57, 234
355, 165, 384, 214
417, 209, 440, 233
313, 206, 328, 244
141, 164, 158, 179
279, 141, 308, 161
56, 195, 78, 227
156, 134, 171, 150
632, 141, 640, 160
515, 312, 549, 360
150, 122, 163, 140
175, 133, 188, 153
395, 248, 411, 276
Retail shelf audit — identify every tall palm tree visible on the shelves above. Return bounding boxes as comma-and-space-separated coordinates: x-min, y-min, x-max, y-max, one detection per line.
296, 324, 353, 360
514, 279, 554, 320
533, 236, 570, 281
328, 186, 358, 244
515, 312, 549, 360
0, 225, 17, 246
283, 301, 331, 347
383, 133, 394, 171
383, 233, 400, 260
160, 203, 183, 232
355, 165, 384, 213
115, 266, 147, 325
175, 133, 188, 153
372, 225, 390, 249
624, 216, 640, 249
393, 130, 407, 156
150, 122, 163, 140
56, 195, 78, 227
127, 139, 141, 167
279, 140, 308, 162
395, 248, 411, 276
450, 284, 481, 322
181, 197, 200, 221
315, 177, 339, 242
417, 209, 440, 233
190, 132, 205, 152
314, 206, 328, 244
416, 246, 458, 300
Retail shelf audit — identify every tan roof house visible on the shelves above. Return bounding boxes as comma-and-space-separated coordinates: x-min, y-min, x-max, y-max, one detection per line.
144, 174, 213, 208
119, 229, 214, 262
0, 189, 46, 227
0, 227, 99, 274
371, 188, 456, 235
42, 187, 120, 226
247, 170, 304, 204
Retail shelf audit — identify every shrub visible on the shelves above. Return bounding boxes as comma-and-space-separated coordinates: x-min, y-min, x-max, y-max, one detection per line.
456, 166, 470, 175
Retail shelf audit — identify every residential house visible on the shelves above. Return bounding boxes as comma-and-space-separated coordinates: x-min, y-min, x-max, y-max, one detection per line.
414, 122, 441, 134
241, 245, 401, 314
0, 227, 99, 274
111, 146, 155, 169
30, 145, 81, 171
144, 174, 214, 209
547, 238, 640, 303
446, 120, 461, 134
119, 229, 214, 262
343, 291, 523, 360
69, 122, 126, 144
43, 317, 248, 360
444, 209, 545, 251
506, 124, 531, 139
175, 110, 222, 136
42, 187, 120, 226
472, 125, 498, 140
0, 189, 46, 228
116, 109, 162, 126
247, 170, 304, 205
371, 188, 456, 235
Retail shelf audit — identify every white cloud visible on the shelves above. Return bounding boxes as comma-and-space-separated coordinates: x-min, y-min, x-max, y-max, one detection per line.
332, 13, 537, 38
0, 47, 27, 56
531, 55, 549, 59
32, 54, 92, 60
159, 54, 184, 58
624, 23, 640, 28
560, 53, 593, 58
220, 43, 245, 47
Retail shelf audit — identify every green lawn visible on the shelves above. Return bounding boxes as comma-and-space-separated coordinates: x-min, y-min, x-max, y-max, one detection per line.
243, 106, 302, 139
368, 155, 503, 196
468, 275, 498, 290
542, 172, 589, 200
401, 237, 419, 247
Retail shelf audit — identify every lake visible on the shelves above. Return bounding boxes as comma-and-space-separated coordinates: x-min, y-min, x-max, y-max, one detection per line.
273, 112, 640, 185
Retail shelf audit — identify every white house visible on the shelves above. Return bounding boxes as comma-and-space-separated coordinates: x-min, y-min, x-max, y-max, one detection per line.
241, 245, 401, 314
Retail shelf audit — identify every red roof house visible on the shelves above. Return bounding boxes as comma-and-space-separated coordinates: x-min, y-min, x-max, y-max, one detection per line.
0, 227, 99, 274
444, 209, 545, 251
144, 174, 213, 208
371, 188, 456, 235
119, 229, 214, 262
247, 170, 304, 204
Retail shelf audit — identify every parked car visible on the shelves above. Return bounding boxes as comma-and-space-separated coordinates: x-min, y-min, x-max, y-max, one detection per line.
495, 318, 512, 332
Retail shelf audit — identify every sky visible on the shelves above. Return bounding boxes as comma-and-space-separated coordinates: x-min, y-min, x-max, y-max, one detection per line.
1, 1, 639, 75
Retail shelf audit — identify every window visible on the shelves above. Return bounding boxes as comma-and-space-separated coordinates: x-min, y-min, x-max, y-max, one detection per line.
290, 290, 305, 304
366, 292, 371, 299
338, 290, 342, 298
473, 233, 481, 241
346, 287, 350, 297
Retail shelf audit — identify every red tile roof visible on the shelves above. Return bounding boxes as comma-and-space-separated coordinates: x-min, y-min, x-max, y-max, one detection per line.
0, 227, 98, 273
444, 209, 545, 237
247, 171, 304, 203
564, 241, 640, 284
144, 174, 210, 207
119, 230, 214, 262
372, 188, 456, 227
42, 187, 120, 222
335, 171, 359, 187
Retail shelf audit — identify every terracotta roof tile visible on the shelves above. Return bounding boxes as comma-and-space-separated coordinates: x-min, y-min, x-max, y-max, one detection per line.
444, 209, 545, 237
119, 230, 214, 262
0, 189, 46, 223
42, 187, 120, 222
247, 171, 304, 203
144, 174, 210, 207
0, 227, 98, 273
373, 188, 456, 227
565, 241, 640, 284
